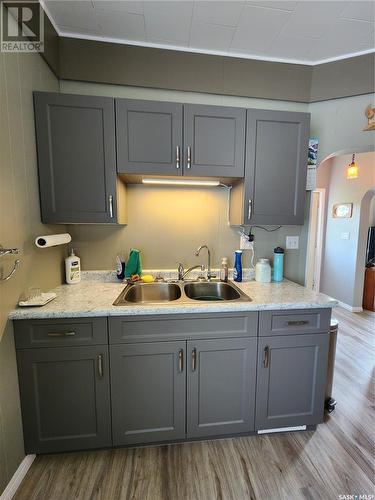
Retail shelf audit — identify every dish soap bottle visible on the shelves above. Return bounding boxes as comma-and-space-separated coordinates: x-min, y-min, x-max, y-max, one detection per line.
220, 257, 228, 282
65, 249, 81, 284
233, 250, 243, 282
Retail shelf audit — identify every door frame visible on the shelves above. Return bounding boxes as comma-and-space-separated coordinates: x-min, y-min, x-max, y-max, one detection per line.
305, 188, 325, 292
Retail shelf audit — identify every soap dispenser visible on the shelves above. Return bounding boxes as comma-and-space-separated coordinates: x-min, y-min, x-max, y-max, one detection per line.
65, 249, 81, 284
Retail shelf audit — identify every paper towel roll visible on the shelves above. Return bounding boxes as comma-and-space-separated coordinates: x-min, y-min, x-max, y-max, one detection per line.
35, 233, 72, 248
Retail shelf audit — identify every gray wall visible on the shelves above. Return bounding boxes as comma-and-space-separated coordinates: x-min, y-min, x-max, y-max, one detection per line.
318, 153, 375, 308
0, 30, 65, 494
58, 37, 375, 103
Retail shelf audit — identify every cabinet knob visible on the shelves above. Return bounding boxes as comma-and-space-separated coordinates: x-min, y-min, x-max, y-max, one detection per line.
263, 346, 270, 368
47, 331, 76, 337
109, 195, 114, 218
187, 146, 192, 169
178, 349, 184, 372
248, 199, 252, 220
191, 347, 197, 371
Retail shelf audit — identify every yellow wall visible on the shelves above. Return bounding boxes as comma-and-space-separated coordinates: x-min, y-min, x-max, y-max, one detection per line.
0, 44, 65, 492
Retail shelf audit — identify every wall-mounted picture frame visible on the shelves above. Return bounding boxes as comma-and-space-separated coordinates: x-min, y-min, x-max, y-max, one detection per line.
332, 203, 353, 218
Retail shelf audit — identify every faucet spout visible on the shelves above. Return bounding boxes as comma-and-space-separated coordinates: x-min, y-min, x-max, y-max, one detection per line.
195, 245, 215, 280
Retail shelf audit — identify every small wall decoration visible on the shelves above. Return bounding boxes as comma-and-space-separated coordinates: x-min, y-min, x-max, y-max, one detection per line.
332, 203, 353, 218
363, 104, 375, 131
308, 138, 319, 166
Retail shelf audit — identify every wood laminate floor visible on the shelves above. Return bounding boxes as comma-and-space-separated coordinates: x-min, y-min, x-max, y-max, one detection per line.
14, 307, 375, 500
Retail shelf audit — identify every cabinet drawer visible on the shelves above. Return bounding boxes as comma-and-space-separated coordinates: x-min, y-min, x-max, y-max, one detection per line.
259, 309, 331, 336
14, 317, 108, 348
109, 313, 258, 343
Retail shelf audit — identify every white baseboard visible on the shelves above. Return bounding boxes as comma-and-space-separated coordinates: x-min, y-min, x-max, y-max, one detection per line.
337, 301, 363, 313
0, 455, 36, 500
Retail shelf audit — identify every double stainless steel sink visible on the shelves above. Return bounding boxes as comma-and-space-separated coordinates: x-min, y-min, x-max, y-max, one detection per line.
113, 280, 251, 305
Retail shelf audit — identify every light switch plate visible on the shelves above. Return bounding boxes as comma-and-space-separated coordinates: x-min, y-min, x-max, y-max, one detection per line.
340, 232, 350, 240
286, 236, 299, 249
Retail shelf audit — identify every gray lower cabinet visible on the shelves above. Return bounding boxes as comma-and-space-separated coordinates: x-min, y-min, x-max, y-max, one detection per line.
116, 99, 183, 175
187, 338, 257, 438
17, 345, 111, 454
110, 341, 186, 446
34, 92, 119, 224
255, 334, 329, 431
184, 104, 246, 178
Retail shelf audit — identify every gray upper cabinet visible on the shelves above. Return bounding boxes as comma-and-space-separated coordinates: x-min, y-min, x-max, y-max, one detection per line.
255, 334, 329, 431
187, 338, 256, 438
34, 92, 119, 224
184, 104, 246, 178
116, 99, 183, 175
110, 341, 186, 446
230, 109, 310, 225
245, 109, 310, 225
17, 345, 112, 454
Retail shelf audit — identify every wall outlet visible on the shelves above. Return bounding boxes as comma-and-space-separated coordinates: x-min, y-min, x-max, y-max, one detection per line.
286, 236, 299, 249
340, 232, 350, 240
240, 233, 253, 250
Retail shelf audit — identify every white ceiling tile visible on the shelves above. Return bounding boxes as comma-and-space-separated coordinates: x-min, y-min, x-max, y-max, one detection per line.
189, 21, 235, 51
92, 1, 144, 15
230, 4, 291, 52
280, 1, 347, 39
97, 11, 146, 41
246, 1, 297, 12
340, 1, 375, 22
46, 0, 100, 31
144, 1, 193, 43
193, 1, 245, 27
269, 33, 316, 60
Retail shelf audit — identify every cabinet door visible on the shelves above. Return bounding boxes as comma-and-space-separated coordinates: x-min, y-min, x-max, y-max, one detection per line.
184, 104, 245, 178
187, 338, 256, 438
116, 99, 183, 175
110, 342, 186, 445
255, 334, 329, 431
244, 109, 310, 225
17, 346, 111, 454
34, 92, 118, 223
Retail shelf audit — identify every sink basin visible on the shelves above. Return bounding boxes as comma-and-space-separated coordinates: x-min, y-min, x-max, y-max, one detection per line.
114, 282, 181, 305
184, 281, 241, 301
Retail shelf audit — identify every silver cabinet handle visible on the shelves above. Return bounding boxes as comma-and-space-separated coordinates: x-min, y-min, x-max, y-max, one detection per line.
287, 320, 309, 326
187, 146, 191, 169
109, 195, 114, 218
248, 199, 252, 220
192, 347, 197, 371
263, 346, 270, 368
98, 354, 104, 378
178, 349, 184, 372
47, 331, 76, 337
176, 145, 181, 169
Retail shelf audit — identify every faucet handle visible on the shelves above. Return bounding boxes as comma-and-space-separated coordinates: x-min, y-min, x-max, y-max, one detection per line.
177, 262, 184, 280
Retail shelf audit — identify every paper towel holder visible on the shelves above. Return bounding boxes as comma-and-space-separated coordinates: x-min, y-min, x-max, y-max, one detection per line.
0, 245, 21, 282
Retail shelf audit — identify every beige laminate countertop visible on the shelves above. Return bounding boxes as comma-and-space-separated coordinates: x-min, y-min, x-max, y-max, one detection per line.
9, 276, 337, 320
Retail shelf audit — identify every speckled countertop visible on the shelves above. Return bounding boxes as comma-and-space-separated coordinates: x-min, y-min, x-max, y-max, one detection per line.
9, 271, 337, 320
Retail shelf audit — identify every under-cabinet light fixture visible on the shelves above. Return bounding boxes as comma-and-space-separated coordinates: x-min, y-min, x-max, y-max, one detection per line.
142, 178, 221, 187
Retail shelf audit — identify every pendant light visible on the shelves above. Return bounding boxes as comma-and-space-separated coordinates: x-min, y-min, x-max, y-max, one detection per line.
346, 154, 359, 179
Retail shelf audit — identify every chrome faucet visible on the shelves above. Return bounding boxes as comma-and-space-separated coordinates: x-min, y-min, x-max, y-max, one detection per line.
178, 263, 205, 281
195, 245, 215, 280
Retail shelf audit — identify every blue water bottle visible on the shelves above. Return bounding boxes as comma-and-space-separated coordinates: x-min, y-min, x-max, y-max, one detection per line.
273, 247, 284, 282
233, 250, 243, 282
